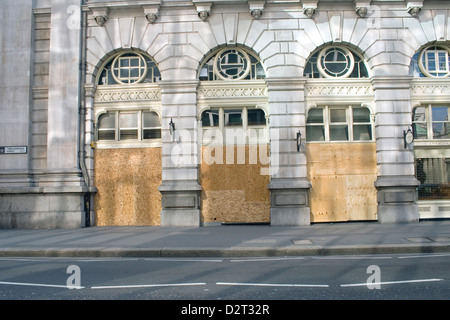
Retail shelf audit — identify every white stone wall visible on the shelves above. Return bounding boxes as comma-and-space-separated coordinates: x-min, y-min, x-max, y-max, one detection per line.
2, 0, 450, 227
83, 1, 450, 184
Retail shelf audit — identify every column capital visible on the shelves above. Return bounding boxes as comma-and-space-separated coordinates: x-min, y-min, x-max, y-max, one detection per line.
159, 80, 200, 93
265, 77, 308, 91
370, 76, 413, 89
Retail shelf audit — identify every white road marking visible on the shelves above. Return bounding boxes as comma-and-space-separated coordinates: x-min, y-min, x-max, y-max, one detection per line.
341, 278, 443, 287
0, 281, 84, 289
91, 282, 207, 289
216, 282, 329, 288
398, 253, 450, 259
229, 257, 305, 262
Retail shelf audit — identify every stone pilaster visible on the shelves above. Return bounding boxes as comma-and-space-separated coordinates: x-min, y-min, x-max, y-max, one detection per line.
372, 76, 419, 223
266, 77, 311, 225
158, 80, 202, 226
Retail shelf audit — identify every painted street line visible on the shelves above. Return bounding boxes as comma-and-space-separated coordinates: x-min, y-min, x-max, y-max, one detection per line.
398, 253, 450, 259
229, 257, 305, 262
340, 278, 444, 287
0, 281, 84, 289
91, 282, 207, 289
216, 282, 329, 288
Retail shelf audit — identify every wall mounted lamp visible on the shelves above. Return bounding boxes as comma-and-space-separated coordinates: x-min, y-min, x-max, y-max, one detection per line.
169, 118, 176, 136
297, 130, 302, 152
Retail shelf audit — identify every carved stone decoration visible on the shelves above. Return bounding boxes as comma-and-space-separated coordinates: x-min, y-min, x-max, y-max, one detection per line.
406, 1, 423, 17
355, 6, 368, 17
249, 1, 265, 19
251, 9, 263, 19
194, 1, 212, 21
302, 1, 318, 18
143, 3, 161, 24
198, 10, 210, 21
303, 7, 316, 18
354, 1, 371, 18
92, 8, 109, 27
145, 12, 158, 23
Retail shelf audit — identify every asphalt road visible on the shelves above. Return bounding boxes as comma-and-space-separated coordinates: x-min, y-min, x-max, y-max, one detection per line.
0, 253, 449, 312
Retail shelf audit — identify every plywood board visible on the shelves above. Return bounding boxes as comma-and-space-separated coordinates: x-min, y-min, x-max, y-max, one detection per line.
200, 145, 270, 223
94, 148, 162, 226
307, 143, 377, 222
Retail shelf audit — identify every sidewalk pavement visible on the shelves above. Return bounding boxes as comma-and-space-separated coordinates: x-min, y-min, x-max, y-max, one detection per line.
0, 220, 449, 258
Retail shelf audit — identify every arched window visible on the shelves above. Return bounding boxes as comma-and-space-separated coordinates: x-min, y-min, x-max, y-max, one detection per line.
410, 45, 450, 78
304, 46, 369, 79
97, 51, 161, 85
199, 47, 265, 81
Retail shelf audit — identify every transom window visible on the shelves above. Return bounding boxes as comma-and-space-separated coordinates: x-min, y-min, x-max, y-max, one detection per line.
413, 105, 450, 140
306, 106, 373, 142
304, 46, 369, 79
199, 48, 265, 81
201, 107, 267, 144
98, 52, 161, 85
97, 110, 161, 141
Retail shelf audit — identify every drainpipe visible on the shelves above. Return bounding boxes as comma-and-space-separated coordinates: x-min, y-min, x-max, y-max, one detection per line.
78, 0, 91, 226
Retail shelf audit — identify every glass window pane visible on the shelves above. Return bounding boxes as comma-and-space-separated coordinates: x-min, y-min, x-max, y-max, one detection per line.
98, 130, 115, 141
248, 109, 266, 126
329, 125, 349, 141
413, 123, 428, 139
416, 158, 450, 200
307, 108, 323, 123
224, 109, 242, 126
426, 52, 436, 71
306, 126, 325, 141
353, 125, 372, 141
143, 111, 160, 128
98, 113, 115, 129
413, 107, 427, 122
201, 110, 219, 127
432, 106, 449, 122
432, 122, 450, 139
143, 129, 161, 139
352, 108, 370, 123
330, 109, 346, 123
120, 130, 138, 140
120, 112, 138, 129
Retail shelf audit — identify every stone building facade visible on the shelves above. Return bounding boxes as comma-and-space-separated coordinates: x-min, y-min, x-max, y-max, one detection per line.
1, 0, 450, 228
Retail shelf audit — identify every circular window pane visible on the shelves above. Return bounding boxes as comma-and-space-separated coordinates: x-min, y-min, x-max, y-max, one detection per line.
317, 47, 354, 78
111, 52, 148, 84
418, 45, 450, 78
214, 48, 251, 80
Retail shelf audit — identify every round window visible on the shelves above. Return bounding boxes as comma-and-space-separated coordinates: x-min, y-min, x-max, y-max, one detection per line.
213, 48, 251, 80
111, 52, 148, 84
317, 47, 354, 78
418, 45, 450, 78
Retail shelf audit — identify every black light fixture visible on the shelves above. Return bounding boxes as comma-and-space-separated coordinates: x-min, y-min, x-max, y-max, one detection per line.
169, 118, 175, 136
297, 130, 302, 152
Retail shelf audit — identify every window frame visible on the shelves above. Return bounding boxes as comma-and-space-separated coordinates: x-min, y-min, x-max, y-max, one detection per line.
413, 104, 450, 141
304, 46, 369, 79
97, 51, 161, 86
201, 106, 268, 145
199, 48, 266, 81
96, 109, 162, 147
418, 45, 450, 78
306, 105, 374, 143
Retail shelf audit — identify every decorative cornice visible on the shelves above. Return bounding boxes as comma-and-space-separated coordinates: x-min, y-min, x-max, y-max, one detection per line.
94, 84, 161, 103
